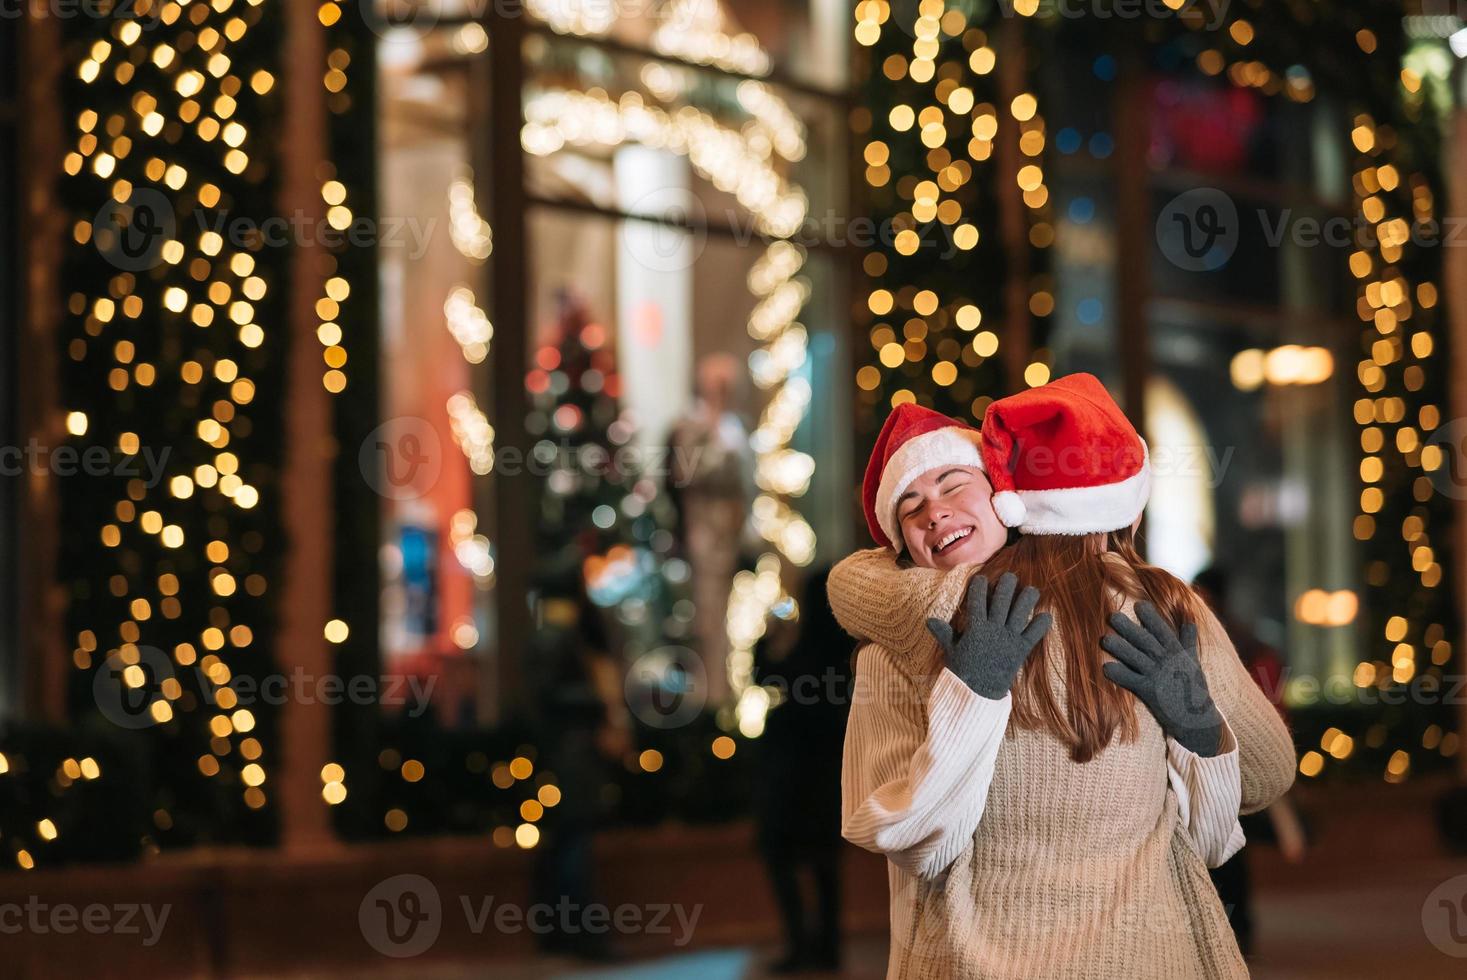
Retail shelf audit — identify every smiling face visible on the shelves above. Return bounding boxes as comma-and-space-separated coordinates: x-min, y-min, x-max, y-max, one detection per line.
896, 466, 1008, 570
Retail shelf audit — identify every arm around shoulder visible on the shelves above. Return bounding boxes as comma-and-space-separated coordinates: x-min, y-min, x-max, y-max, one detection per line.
827, 548, 979, 658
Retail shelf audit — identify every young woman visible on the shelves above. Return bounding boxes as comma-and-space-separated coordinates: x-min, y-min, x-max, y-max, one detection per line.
835, 375, 1296, 979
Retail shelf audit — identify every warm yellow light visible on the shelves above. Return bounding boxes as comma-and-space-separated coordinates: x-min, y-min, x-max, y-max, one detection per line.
324, 619, 349, 643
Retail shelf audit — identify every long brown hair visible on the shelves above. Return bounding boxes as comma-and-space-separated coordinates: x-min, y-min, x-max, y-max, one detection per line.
980, 527, 1201, 763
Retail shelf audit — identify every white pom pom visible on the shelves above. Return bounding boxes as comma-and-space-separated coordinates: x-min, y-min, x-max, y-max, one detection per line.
992, 491, 1026, 528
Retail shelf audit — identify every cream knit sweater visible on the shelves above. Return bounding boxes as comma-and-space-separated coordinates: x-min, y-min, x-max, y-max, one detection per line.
831, 549, 1297, 980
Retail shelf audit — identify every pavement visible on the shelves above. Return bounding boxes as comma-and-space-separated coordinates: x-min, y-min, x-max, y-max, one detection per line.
258, 777, 1467, 979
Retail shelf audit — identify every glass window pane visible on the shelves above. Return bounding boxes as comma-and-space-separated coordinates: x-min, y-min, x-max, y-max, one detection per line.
374, 0, 847, 89
378, 32, 492, 725
523, 31, 847, 225
526, 204, 846, 701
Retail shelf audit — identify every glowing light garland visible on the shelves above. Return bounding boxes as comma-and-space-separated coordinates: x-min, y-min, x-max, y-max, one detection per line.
448, 175, 493, 261
651, 0, 772, 77
854, 0, 1024, 418
443, 284, 494, 364
58, 0, 282, 862
443, 171, 498, 581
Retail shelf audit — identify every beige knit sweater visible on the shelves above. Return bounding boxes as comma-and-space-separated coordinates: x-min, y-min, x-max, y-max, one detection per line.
831, 549, 1297, 980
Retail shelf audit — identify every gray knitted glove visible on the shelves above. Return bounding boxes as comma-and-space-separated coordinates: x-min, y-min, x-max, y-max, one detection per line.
1101, 602, 1224, 757
926, 573, 1052, 700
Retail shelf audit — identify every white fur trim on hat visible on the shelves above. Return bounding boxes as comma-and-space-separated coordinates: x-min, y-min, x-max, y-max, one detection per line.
875, 426, 984, 548
1011, 440, 1152, 536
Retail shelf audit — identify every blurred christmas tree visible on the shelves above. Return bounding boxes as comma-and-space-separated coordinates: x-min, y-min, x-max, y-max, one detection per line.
526, 289, 691, 642
524, 291, 733, 822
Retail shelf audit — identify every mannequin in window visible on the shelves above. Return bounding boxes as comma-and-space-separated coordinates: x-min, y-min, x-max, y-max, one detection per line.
667, 353, 751, 706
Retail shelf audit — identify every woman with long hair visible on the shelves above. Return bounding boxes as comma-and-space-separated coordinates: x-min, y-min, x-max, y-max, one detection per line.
835, 374, 1296, 979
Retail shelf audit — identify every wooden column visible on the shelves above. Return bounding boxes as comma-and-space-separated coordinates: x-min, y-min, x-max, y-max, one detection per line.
1111, 38, 1154, 553
1113, 39, 1151, 423
19, 6, 66, 724
277, 0, 335, 851
487, 9, 530, 723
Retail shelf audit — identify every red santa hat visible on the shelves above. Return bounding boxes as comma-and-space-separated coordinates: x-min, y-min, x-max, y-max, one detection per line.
981, 372, 1151, 535
862, 403, 984, 550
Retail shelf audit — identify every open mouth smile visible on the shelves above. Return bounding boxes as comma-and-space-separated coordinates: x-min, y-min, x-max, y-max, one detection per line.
933, 526, 973, 556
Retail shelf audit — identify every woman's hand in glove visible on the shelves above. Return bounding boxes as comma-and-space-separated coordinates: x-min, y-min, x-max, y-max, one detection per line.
925, 572, 1052, 700
1101, 601, 1224, 757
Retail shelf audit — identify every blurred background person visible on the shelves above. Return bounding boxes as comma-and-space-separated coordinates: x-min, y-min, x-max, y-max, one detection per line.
525, 568, 634, 963
1194, 565, 1307, 958
752, 567, 852, 973
668, 353, 754, 707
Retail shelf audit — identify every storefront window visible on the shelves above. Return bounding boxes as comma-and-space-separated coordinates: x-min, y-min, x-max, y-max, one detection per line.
377, 3, 850, 724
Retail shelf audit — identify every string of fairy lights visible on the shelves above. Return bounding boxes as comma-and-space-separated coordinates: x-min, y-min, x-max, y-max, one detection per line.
49, 0, 284, 869
854, 0, 1048, 419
